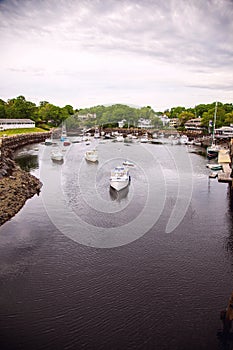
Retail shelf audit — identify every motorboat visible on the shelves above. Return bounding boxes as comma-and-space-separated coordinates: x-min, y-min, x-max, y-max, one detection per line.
122, 160, 134, 167
206, 163, 222, 171
110, 166, 130, 191
140, 133, 149, 143
85, 149, 98, 162
51, 149, 63, 162
179, 135, 189, 144
45, 137, 53, 145
207, 144, 220, 159
116, 135, 124, 142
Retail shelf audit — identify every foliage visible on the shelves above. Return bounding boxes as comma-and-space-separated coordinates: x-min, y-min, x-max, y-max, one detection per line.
0, 96, 232, 131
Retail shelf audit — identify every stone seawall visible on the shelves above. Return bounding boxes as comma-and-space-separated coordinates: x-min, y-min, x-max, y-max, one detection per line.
0, 132, 51, 150
0, 133, 48, 226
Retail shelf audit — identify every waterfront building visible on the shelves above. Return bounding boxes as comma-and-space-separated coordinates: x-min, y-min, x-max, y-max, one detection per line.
184, 118, 204, 132
0, 119, 35, 130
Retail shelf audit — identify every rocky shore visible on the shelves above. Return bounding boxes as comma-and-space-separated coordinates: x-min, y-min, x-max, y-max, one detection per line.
0, 147, 42, 226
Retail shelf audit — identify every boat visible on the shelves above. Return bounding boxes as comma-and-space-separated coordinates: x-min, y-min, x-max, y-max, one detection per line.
110, 166, 130, 191
63, 140, 71, 146
207, 102, 220, 159
45, 137, 53, 145
60, 122, 68, 141
85, 149, 98, 162
51, 149, 63, 162
206, 163, 223, 171
140, 133, 149, 143
179, 135, 189, 144
122, 160, 134, 167
94, 127, 100, 138
116, 135, 124, 142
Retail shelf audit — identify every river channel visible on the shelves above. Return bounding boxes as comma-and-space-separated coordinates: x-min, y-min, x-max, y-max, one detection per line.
0, 138, 233, 350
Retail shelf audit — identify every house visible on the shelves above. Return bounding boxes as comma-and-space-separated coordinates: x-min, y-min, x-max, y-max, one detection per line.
169, 118, 180, 128
0, 119, 35, 130
118, 119, 127, 128
159, 114, 170, 127
215, 126, 233, 138
184, 118, 204, 131
77, 113, 96, 120
137, 118, 153, 128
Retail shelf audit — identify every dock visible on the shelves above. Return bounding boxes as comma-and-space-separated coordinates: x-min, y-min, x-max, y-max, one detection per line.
217, 148, 232, 183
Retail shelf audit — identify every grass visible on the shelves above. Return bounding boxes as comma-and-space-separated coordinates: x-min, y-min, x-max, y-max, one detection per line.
0, 127, 50, 137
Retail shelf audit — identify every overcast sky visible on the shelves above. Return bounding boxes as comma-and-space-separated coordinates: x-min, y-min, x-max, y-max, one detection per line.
0, 0, 232, 111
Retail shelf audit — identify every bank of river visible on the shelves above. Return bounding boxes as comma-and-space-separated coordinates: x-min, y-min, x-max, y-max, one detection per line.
0, 139, 233, 350
0, 147, 42, 226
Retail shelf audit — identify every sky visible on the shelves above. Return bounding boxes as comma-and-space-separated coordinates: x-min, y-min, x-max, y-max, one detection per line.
0, 0, 233, 112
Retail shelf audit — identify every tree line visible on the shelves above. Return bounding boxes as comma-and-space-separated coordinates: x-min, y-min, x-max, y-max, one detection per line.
0, 96, 232, 130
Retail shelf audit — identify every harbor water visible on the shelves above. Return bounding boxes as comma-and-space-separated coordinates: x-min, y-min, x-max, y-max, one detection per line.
0, 139, 233, 350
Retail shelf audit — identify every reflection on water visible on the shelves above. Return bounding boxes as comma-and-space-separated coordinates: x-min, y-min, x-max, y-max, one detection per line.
109, 185, 129, 201
14, 154, 39, 172
0, 140, 233, 350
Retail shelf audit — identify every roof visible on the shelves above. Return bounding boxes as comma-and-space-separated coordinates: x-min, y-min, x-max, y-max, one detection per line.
0, 119, 34, 123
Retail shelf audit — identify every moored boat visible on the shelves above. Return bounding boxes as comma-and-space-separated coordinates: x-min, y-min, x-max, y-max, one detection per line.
51, 149, 63, 162
85, 149, 98, 162
206, 163, 222, 171
110, 166, 130, 191
122, 160, 134, 167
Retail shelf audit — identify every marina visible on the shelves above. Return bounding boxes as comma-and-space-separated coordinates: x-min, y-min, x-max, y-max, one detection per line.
0, 136, 233, 349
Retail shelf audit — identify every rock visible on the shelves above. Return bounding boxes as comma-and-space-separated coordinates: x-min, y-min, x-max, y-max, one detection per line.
0, 147, 43, 226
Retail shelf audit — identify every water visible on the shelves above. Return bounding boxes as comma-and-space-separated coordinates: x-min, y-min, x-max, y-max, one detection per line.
0, 139, 233, 350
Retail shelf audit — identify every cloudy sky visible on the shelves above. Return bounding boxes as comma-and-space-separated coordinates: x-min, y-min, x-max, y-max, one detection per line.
0, 0, 232, 111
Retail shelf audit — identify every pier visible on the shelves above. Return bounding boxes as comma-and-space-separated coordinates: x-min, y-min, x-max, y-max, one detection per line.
217, 140, 233, 185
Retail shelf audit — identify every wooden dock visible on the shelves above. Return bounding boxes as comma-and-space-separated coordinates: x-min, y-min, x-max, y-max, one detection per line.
218, 149, 232, 183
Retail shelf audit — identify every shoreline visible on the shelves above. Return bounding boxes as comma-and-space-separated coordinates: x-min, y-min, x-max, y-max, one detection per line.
0, 147, 42, 226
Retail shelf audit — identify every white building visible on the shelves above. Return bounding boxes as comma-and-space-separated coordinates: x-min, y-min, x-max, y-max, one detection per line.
137, 118, 153, 128
158, 114, 170, 127
0, 119, 35, 130
78, 113, 96, 120
215, 126, 233, 138
118, 119, 127, 128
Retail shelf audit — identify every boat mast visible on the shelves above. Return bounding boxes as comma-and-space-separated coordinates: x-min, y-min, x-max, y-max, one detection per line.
212, 101, 218, 144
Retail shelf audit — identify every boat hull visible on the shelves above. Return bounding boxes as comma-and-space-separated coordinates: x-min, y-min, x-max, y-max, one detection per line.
110, 180, 129, 191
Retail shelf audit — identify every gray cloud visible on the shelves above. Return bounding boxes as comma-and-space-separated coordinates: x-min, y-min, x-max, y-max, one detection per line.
0, 0, 232, 109
1, 0, 233, 68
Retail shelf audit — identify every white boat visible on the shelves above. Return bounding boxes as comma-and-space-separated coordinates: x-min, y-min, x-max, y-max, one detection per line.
140, 133, 149, 143
122, 160, 134, 167
85, 149, 98, 162
94, 127, 100, 138
110, 166, 130, 191
116, 135, 124, 142
179, 135, 189, 144
51, 149, 63, 162
45, 137, 53, 145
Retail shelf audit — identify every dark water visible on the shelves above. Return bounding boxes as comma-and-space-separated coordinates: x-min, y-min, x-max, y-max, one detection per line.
0, 139, 233, 350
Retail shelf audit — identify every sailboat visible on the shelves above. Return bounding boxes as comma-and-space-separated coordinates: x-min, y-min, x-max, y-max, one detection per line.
207, 102, 220, 159
60, 121, 71, 146
60, 122, 67, 141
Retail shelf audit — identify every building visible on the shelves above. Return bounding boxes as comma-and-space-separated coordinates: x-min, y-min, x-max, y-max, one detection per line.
169, 118, 180, 128
158, 114, 170, 127
118, 119, 127, 128
215, 126, 233, 138
0, 119, 35, 131
77, 113, 96, 120
137, 118, 153, 129
184, 118, 204, 131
